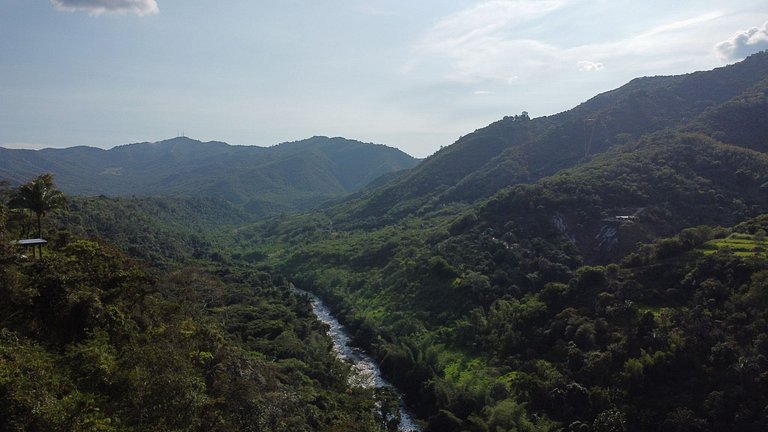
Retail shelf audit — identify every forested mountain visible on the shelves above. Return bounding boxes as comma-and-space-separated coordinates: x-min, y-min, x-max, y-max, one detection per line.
329, 51, 768, 227
474, 133, 768, 263
234, 52, 768, 431
0, 136, 419, 216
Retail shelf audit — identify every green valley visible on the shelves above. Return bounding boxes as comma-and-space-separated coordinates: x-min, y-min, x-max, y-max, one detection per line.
3, 51, 768, 432
235, 52, 768, 431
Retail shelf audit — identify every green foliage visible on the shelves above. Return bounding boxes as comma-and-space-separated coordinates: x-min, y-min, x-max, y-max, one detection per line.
8, 173, 66, 238
593, 408, 627, 432
257, 130, 768, 427
484, 398, 556, 432
701, 234, 768, 257
52, 195, 253, 266
0, 223, 389, 430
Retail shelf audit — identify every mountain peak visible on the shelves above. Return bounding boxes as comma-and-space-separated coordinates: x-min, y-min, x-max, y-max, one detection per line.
155, 136, 204, 145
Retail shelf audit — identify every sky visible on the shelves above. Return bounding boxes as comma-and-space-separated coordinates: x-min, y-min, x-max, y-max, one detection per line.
1, 1, 767, 157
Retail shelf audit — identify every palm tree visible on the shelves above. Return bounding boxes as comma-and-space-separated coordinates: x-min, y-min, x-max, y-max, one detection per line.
8, 173, 66, 242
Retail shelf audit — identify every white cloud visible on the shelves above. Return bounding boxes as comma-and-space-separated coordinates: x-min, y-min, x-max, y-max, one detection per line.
714, 22, 768, 62
561, 11, 729, 75
423, 0, 567, 45
51, 0, 159, 16
577, 60, 604, 71
411, 5, 733, 87
473, 90, 493, 95
641, 12, 724, 38
414, 0, 568, 82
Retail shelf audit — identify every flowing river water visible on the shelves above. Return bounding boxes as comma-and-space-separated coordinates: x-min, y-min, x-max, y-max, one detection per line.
295, 287, 421, 431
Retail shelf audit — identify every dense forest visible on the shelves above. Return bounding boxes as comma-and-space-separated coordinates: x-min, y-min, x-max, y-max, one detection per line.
2, 52, 768, 431
234, 52, 768, 431
0, 179, 402, 431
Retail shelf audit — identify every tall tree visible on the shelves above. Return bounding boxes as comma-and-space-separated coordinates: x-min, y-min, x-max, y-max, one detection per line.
8, 173, 66, 240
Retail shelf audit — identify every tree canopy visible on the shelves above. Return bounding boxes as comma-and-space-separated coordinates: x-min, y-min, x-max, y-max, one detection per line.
8, 173, 66, 238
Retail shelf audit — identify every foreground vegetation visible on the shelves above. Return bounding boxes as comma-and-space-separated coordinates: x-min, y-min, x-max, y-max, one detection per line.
0, 179, 400, 432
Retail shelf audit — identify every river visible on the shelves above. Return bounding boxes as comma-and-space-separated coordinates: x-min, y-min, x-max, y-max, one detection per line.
295, 287, 421, 432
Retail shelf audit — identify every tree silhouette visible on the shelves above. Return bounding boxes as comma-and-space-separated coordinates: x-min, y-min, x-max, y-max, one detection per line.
8, 173, 66, 248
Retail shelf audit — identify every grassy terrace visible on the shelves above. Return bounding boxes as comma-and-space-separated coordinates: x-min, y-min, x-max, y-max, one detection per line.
700, 233, 768, 257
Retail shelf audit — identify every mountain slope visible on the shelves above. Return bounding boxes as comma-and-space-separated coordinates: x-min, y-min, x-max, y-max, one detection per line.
473, 132, 768, 263
242, 53, 768, 431
0, 136, 420, 216
258, 133, 768, 432
54, 195, 254, 265
331, 51, 768, 226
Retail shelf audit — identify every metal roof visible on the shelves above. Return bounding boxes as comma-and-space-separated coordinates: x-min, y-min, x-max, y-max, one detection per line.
12, 239, 48, 245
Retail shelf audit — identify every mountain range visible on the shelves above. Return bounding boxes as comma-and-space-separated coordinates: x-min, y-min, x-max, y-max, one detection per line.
0, 135, 419, 216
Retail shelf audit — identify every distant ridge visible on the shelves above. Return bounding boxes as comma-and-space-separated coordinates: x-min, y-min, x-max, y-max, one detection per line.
0, 136, 420, 216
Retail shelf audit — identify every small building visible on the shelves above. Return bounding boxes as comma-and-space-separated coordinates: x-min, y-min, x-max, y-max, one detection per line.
11, 238, 47, 258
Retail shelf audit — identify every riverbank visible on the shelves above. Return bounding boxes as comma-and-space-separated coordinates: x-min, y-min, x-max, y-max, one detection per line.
294, 286, 421, 432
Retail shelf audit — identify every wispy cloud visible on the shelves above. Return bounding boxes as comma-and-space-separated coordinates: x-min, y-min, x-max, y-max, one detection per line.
414, 0, 568, 82
641, 12, 724, 38
714, 21, 768, 61
422, 0, 567, 46
612, 12, 724, 56
51, 0, 159, 16
411, 4, 728, 86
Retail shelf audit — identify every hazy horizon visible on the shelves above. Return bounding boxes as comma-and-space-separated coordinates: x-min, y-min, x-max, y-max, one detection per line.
2, 0, 767, 157
0, 134, 421, 157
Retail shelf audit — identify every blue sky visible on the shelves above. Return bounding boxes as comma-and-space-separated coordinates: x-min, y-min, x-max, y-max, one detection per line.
1, 0, 767, 157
